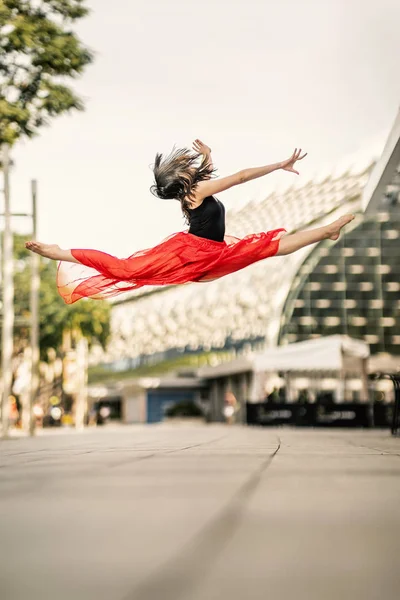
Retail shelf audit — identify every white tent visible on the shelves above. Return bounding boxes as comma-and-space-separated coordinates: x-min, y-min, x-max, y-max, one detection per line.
198, 335, 370, 378
253, 335, 369, 373
198, 335, 370, 408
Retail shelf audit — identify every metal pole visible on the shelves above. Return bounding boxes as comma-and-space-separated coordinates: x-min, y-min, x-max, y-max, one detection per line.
29, 180, 40, 436
1, 144, 14, 438
75, 337, 88, 430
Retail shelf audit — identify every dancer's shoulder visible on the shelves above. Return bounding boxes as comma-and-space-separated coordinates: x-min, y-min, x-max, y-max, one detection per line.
187, 195, 214, 211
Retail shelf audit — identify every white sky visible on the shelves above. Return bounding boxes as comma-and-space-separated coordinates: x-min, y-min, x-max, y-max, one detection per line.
9, 0, 400, 257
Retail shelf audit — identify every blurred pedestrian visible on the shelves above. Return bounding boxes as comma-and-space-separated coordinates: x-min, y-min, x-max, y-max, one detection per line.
223, 391, 238, 425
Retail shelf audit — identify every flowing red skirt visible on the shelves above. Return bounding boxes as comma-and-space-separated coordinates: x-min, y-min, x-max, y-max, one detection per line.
57, 229, 286, 304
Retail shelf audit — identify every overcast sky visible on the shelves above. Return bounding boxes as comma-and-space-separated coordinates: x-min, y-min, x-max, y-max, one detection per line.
9, 0, 400, 256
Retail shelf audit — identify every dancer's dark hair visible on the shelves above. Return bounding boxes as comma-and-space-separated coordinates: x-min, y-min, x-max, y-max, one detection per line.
150, 148, 216, 223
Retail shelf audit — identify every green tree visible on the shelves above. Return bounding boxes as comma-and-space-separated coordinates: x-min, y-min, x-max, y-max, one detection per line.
0, 1, 104, 361
13, 234, 110, 359
0, 0, 93, 146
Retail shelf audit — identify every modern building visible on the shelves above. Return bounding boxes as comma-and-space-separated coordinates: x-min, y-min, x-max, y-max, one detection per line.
89, 335, 371, 425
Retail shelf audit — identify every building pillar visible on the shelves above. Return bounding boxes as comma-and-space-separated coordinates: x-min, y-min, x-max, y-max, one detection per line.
248, 370, 266, 403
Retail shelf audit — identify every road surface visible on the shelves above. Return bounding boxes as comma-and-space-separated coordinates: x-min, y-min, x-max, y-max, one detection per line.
1, 424, 399, 600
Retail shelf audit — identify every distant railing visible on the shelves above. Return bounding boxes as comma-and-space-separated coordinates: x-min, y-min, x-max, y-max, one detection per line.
246, 393, 400, 432
246, 401, 376, 429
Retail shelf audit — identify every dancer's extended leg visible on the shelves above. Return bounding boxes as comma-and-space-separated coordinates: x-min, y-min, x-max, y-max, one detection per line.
276, 214, 354, 256
26, 242, 132, 279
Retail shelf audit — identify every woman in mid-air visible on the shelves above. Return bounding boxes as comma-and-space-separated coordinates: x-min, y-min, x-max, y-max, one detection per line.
26, 140, 354, 304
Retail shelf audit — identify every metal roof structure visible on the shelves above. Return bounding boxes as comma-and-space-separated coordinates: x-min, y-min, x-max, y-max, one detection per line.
362, 108, 400, 214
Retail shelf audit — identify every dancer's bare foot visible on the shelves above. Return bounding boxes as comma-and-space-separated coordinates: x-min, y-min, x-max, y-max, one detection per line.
326, 214, 355, 241
25, 241, 62, 259
25, 242, 80, 264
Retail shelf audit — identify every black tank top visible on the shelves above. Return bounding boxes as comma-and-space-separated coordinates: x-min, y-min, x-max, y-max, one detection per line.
187, 196, 225, 242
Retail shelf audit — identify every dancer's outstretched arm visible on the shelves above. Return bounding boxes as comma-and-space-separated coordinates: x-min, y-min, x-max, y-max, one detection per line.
194, 148, 307, 201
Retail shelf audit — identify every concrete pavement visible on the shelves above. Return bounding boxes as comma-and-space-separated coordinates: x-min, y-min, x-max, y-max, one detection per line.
0, 424, 399, 600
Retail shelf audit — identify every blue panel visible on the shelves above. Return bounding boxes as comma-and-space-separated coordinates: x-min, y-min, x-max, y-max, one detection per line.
146, 390, 195, 423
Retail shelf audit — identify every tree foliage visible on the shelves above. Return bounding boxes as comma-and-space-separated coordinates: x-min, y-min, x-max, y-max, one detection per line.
12, 234, 110, 359
0, 2, 102, 358
0, 0, 93, 145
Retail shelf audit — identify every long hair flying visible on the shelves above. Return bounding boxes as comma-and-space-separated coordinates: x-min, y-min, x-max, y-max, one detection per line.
150, 148, 216, 223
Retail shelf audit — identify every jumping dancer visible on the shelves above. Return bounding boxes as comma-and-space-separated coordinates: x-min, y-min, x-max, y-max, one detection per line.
26, 140, 354, 304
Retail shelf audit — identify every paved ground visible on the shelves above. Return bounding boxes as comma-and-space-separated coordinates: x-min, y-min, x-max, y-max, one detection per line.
0, 424, 399, 600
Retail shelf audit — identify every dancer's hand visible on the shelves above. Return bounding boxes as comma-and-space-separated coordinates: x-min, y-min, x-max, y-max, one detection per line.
280, 148, 307, 175
193, 139, 211, 157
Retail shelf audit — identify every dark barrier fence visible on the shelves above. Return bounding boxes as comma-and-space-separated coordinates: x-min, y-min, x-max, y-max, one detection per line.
246, 401, 394, 429
370, 373, 400, 436
394, 381, 400, 436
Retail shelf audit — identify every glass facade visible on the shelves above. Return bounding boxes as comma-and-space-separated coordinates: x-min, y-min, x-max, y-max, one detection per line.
279, 211, 400, 355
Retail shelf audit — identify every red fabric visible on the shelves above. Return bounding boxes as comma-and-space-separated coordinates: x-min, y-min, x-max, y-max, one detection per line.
57, 229, 286, 304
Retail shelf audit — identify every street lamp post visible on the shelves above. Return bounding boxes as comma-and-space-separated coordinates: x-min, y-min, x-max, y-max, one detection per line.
1, 147, 40, 437
29, 180, 40, 435
1, 144, 14, 438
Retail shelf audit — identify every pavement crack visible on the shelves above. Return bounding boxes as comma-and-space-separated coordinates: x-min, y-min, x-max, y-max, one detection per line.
106, 434, 228, 468
123, 436, 281, 600
343, 438, 400, 457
